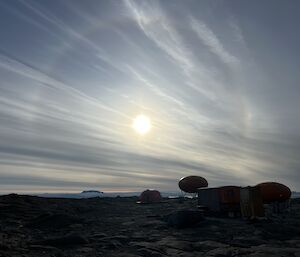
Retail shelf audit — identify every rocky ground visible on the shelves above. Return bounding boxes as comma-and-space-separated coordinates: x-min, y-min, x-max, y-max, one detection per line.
0, 194, 299, 257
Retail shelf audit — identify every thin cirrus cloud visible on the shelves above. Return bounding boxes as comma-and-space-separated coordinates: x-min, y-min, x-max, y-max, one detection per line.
189, 16, 239, 67
0, 0, 299, 193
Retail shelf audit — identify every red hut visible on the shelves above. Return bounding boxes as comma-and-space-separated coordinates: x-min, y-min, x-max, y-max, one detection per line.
138, 189, 162, 204
256, 182, 291, 203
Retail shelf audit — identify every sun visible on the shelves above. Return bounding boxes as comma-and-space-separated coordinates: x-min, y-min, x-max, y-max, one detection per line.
132, 114, 151, 135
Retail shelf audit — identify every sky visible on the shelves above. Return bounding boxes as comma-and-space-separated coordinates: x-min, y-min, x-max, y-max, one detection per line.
0, 0, 300, 193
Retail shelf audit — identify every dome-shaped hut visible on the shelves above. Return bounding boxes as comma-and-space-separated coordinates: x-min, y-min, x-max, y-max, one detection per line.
138, 189, 162, 203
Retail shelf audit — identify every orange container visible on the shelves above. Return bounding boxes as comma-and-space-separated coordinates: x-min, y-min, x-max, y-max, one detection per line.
256, 182, 291, 203
178, 176, 208, 193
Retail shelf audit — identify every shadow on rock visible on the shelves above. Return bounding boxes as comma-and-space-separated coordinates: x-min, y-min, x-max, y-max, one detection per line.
26, 213, 84, 229
163, 209, 204, 229
32, 233, 88, 248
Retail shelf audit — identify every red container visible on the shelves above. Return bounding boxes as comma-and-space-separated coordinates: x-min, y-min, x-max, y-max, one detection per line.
256, 182, 291, 203
178, 176, 208, 193
218, 186, 241, 204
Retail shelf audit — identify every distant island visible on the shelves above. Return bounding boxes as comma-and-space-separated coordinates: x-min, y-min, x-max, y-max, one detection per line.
81, 190, 104, 194
292, 191, 300, 198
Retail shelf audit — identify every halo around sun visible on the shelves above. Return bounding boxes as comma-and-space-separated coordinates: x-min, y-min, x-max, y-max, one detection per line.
132, 114, 151, 135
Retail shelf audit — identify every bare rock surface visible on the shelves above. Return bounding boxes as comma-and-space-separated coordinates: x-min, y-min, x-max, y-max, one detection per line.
0, 194, 299, 257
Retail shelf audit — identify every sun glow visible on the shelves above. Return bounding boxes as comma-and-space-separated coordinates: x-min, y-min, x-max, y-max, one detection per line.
132, 114, 151, 135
